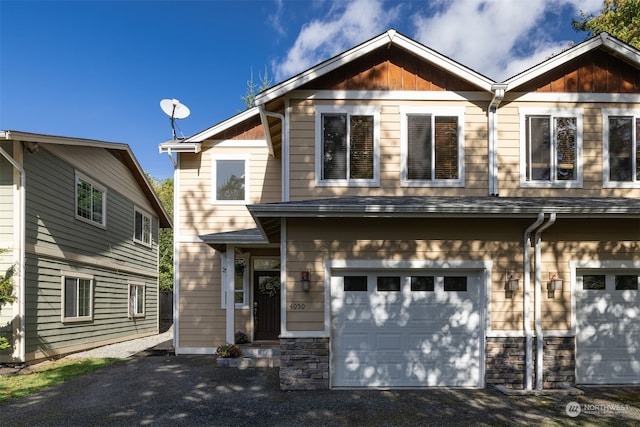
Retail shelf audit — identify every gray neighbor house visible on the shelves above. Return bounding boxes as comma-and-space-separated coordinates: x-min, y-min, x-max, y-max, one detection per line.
0, 130, 172, 364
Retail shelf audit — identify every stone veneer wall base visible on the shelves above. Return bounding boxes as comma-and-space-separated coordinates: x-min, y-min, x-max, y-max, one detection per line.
280, 337, 329, 390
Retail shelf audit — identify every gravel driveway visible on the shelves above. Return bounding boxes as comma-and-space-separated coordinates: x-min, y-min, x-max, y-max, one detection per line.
2, 350, 640, 427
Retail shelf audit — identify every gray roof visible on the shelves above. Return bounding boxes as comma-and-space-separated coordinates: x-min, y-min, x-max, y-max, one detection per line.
248, 196, 640, 218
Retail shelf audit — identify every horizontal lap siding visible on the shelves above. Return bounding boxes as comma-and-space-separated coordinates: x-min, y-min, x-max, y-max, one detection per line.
289, 99, 489, 200
286, 217, 529, 333
24, 256, 158, 360
25, 148, 159, 274
498, 101, 640, 198
178, 145, 279, 235
0, 142, 14, 246
177, 243, 224, 347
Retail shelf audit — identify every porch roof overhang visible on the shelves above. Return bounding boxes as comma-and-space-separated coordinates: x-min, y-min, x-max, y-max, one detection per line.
247, 196, 640, 239
199, 228, 271, 252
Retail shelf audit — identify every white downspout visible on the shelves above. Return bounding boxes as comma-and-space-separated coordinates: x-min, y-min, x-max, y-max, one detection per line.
534, 212, 556, 390
488, 84, 507, 196
165, 149, 179, 352
258, 106, 288, 201
0, 142, 26, 363
523, 213, 544, 390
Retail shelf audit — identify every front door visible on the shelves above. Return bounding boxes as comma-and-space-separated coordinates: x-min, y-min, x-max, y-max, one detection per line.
253, 271, 281, 340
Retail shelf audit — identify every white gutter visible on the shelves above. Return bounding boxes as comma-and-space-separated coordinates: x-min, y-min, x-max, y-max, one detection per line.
0, 142, 26, 363
162, 148, 180, 352
533, 212, 556, 390
258, 106, 289, 201
523, 213, 544, 390
488, 84, 507, 196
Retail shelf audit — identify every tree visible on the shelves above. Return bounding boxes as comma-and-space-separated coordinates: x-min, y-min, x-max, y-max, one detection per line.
241, 65, 272, 109
572, 0, 640, 48
147, 175, 174, 292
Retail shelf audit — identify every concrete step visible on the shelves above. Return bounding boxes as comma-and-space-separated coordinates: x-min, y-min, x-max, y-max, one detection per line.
215, 344, 280, 368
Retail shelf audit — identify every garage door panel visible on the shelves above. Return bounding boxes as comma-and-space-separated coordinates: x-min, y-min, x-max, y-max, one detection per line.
331, 272, 483, 388
577, 275, 640, 385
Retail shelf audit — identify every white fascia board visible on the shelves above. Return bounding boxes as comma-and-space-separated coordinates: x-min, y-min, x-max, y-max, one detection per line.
255, 31, 395, 105
255, 30, 495, 106
158, 141, 202, 153
183, 107, 261, 143
391, 36, 494, 92
503, 33, 640, 91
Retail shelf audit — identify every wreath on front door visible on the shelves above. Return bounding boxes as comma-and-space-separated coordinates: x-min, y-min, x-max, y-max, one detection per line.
259, 276, 280, 297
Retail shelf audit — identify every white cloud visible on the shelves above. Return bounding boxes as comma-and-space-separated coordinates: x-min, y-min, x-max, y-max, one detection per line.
272, 0, 401, 81
273, 0, 606, 83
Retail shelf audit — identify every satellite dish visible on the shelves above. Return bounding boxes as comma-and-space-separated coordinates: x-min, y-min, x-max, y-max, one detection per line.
160, 98, 190, 140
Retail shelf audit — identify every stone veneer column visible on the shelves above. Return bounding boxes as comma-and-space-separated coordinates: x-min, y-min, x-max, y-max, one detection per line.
485, 336, 575, 389
279, 337, 330, 390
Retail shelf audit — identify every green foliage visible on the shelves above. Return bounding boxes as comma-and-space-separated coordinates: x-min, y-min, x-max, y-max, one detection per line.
241, 65, 272, 109
234, 331, 249, 344
0, 358, 117, 402
0, 337, 10, 351
215, 343, 242, 358
0, 248, 15, 304
572, 0, 640, 48
146, 175, 174, 292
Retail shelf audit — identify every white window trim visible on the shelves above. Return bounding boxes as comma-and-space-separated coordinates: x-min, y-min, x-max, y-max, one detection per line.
400, 106, 466, 187
128, 282, 146, 318
220, 253, 250, 309
519, 108, 584, 189
314, 105, 380, 187
211, 153, 251, 205
602, 109, 640, 188
133, 206, 153, 247
75, 171, 107, 228
61, 271, 94, 323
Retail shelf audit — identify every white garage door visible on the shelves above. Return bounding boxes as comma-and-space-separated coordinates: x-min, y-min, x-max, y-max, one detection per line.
576, 272, 640, 384
331, 271, 483, 388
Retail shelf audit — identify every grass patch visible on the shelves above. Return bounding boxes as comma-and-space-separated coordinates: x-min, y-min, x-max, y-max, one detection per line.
0, 358, 118, 402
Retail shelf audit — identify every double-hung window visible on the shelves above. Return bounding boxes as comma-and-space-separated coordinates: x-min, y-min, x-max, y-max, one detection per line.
62, 273, 93, 322
401, 107, 465, 187
211, 154, 250, 204
75, 172, 106, 226
129, 282, 146, 317
603, 110, 640, 187
520, 108, 583, 187
315, 105, 379, 186
134, 207, 152, 245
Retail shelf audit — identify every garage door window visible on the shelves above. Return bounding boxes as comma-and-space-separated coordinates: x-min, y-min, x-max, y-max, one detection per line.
377, 276, 401, 291
444, 276, 467, 291
615, 275, 638, 290
344, 276, 367, 291
582, 275, 605, 290
411, 276, 434, 291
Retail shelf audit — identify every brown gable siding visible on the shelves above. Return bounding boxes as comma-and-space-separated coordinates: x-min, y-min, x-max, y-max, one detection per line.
517, 49, 640, 93
299, 45, 479, 92
203, 115, 265, 142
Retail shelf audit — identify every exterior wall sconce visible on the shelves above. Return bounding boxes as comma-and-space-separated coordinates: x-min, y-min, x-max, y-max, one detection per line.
505, 270, 519, 291
301, 271, 310, 292
547, 271, 563, 291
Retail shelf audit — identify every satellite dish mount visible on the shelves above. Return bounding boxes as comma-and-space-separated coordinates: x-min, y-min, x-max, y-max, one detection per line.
160, 98, 190, 141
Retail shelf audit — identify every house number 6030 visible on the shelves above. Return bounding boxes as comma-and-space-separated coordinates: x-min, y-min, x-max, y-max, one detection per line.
290, 303, 306, 310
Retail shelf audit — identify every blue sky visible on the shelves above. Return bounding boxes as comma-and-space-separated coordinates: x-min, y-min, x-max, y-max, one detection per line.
1, 0, 603, 180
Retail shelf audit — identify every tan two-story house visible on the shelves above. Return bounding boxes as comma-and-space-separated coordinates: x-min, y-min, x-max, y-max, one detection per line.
160, 30, 640, 390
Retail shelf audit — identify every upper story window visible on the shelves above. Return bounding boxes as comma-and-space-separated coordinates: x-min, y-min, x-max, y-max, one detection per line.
315, 105, 380, 186
400, 106, 465, 187
211, 154, 250, 204
61, 272, 93, 322
520, 108, 583, 188
134, 207, 152, 246
75, 172, 106, 227
603, 110, 640, 187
